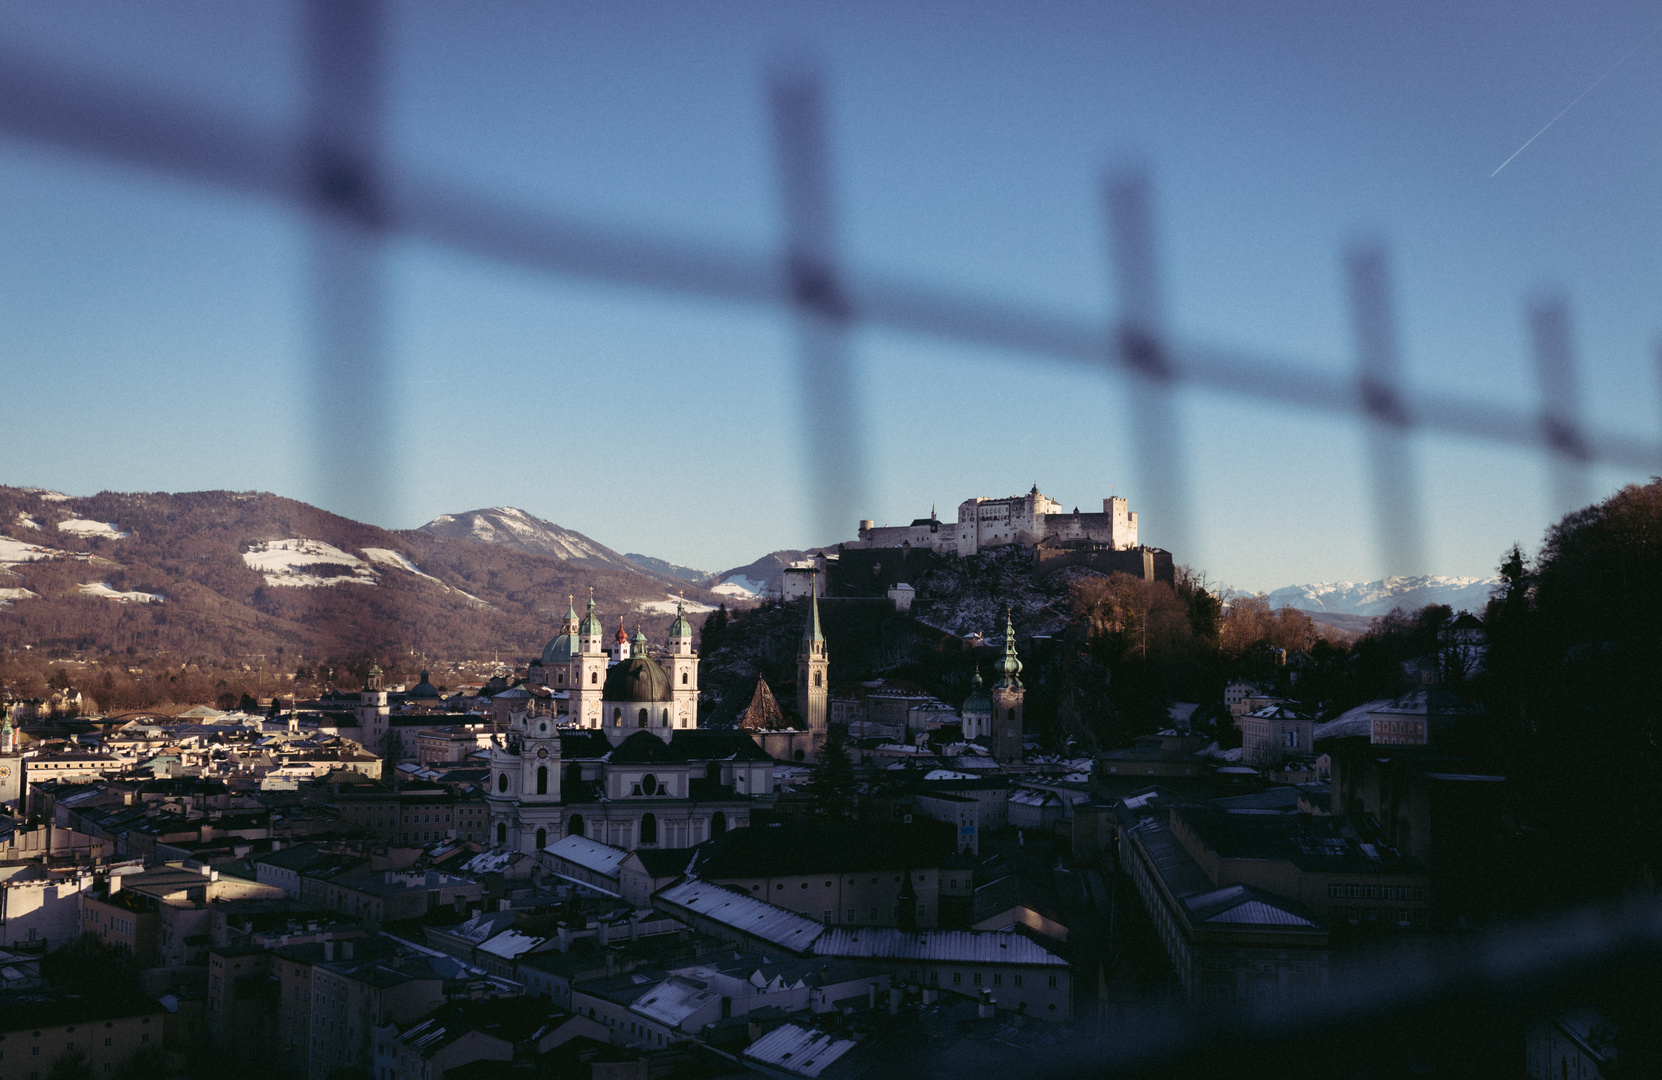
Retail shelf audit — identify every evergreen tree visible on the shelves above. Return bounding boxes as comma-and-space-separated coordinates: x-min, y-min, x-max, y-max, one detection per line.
811, 736, 858, 821
700, 604, 729, 655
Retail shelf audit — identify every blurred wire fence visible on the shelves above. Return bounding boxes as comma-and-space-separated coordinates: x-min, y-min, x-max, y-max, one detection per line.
1, 2, 1657, 1069
0, 0, 1651, 552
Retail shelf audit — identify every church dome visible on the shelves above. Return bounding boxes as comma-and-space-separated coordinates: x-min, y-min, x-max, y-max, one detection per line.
541, 633, 575, 666
962, 668, 991, 714
602, 656, 674, 703
409, 670, 441, 699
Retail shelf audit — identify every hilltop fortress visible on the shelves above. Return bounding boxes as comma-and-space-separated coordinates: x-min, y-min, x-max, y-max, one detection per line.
787, 484, 1172, 599
847, 485, 1139, 556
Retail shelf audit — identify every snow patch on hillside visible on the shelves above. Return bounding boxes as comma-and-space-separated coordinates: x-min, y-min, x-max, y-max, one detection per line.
0, 587, 38, 606
362, 547, 491, 606
57, 519, 128, 539
712, 578, 763, 600
242, 539, 377, 588
362, 547, 435, 579
0, 536, 64, 572
636, 594, 716, 616
27, 490, 71, 502
76, 582, 163, 604
15, 515, 40, 530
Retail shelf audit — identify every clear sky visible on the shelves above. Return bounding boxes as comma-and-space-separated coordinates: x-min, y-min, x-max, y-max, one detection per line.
4, 0, 1662, 592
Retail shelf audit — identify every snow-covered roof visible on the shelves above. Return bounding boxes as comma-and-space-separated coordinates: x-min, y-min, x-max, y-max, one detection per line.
477, 928, 546, 960
543, 834, 629, 877
812, 927, 1068, 967
630, 976, 718, 1029
653, 880, 824, 953
1185, 884, 1319, 927
742, 1023, 858, 1078
1313, 699, 1391, 741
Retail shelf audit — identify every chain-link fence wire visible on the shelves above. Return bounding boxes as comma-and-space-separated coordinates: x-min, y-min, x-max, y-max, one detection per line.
2, 1, 1653, 552
3, 5, 1659, 1069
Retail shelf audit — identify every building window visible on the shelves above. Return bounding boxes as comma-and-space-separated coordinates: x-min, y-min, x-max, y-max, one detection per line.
496, 822, 507, 845
681, 672, 688, 684
972, 973, 981, 986
641, 774, 658, 796
535, 827, 547, 849
1048, 976, 1057, 988
640, 813, 658, 845
993, 974, 1002, 986
496, 774, 507, 793
537, 766, 548, 795
568, 814, 585, 837
1014, 974, 1023, 987
952, 972, 961, 985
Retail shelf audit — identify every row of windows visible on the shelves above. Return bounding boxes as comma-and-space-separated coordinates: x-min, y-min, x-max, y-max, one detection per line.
1329, 905, 1427, 924
910, 970, 1056, 990
1327, 884, 1428, 900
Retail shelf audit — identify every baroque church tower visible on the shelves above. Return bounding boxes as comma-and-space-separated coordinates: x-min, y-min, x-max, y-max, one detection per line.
666, 598, 699, 728
990, 608, 1025, 762
797, 584, 829, 739
572, 591, 608, 728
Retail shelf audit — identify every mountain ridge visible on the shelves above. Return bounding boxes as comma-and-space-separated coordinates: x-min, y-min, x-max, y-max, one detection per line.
1263, 575, 1500, 617
0, 487, 730, 661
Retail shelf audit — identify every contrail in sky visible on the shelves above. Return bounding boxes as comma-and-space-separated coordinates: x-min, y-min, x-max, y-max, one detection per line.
1491, 21, 1662, 177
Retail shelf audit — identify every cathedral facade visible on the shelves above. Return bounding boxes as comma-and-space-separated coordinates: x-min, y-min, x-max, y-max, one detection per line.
486, 596, 775, 856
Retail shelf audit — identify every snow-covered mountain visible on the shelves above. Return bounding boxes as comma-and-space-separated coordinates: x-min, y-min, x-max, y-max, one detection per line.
1264, 575, 1501, 617
418, 507, 640, 571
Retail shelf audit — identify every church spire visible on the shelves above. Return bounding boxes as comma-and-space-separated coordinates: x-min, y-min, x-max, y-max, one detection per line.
996, 607, 1023, 690
803, 580, 824, 644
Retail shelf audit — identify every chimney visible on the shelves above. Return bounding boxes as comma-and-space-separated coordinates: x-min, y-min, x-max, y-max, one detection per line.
323, 940, 335, 961
605, 950, 619, 976
108, 873, 122, 894
921, 987, 936, 1005
868, 984, 877, 1011
977, 988, 994, 1020
888, 987, 901, 1015
341, 941, 354, 960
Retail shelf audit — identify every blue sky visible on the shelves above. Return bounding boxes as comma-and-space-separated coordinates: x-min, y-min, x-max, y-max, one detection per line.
4, 1, 1661, 592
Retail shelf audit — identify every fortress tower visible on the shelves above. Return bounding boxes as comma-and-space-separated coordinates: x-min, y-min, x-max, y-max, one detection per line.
990, 609, 1026, 762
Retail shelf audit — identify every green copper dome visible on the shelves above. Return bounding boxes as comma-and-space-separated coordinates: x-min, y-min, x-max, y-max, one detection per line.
579, 593, 603, 637
631, 626, 649, 653
602, 656, 674, 703
962, 667, 992, 713
669, 599, 693, 639
541, 633, 575, 666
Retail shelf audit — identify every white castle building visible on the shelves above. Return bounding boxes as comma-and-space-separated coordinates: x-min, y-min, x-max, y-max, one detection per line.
849, 485, 1138, 557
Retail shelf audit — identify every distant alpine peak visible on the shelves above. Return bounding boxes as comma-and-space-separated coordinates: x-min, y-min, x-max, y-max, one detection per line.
417, 506, 629, 567
1263, 575, 1502, 617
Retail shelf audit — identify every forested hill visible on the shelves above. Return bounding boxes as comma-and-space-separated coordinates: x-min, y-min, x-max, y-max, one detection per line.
0, 487, 730, 662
